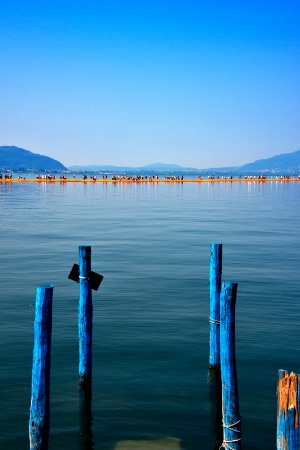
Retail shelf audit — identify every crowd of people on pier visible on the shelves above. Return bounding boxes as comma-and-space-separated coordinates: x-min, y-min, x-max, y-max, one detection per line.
204, 175, 268, 180
111, 175, 159, 181
164, 175, 184, 180
275, 175, 299, 180
35, 174, 69, 180
1, 173, 300, 182
36, 174, 57, 180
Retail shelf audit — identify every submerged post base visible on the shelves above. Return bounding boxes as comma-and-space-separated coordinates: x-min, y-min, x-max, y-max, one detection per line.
78, 374, 92, 389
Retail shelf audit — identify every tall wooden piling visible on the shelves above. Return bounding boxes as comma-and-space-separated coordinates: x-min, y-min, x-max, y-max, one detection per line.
29, 285, 53, 450
209, 242, 222, 370
220, 281, 241, 450
277, 370, 299, 449
78, 245, 93, 387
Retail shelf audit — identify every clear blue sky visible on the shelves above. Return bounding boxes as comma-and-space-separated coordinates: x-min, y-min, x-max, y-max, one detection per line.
0, 0, 299, 168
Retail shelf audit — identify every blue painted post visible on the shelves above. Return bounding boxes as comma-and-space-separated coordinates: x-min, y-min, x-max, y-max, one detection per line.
220, 281, 241, 450
29, 285, 53, 450
277, 370, 299, 449
78, 245, 93, 387
209, 243, 222, 370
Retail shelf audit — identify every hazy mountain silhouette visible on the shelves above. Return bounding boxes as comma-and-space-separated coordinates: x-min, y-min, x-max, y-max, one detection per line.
1, 145, 299, 173
0, 146, 67, 171
238, 149, 300, 172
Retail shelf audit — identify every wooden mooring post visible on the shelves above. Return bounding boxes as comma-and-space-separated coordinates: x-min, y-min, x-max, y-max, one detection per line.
78, 245, 93, 388
277, 370, 300, 449
220, 281, 241, 450
29, 285, 53, 450
209, 242, 222, 370
208, 243, 223, 448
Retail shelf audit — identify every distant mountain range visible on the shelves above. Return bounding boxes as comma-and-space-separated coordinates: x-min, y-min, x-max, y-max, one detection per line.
69, 150, 300, 173
68, 162, 199, 172
1, 145, 300, 173
0, 146, 67, 171
237, 150, 300, 173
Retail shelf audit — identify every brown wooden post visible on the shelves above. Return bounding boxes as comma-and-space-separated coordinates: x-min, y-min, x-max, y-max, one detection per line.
277, 370, 299, 449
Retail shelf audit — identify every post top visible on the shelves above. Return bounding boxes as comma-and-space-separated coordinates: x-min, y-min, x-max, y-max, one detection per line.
222, 281, 238, 288
37, 284, 54, 289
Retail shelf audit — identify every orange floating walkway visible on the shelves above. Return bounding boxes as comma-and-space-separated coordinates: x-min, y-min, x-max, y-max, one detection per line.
0, 178, 299, 184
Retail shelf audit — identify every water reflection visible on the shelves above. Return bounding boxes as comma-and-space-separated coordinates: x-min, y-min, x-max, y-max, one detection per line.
208, 368, 223, 450
78, 384, 94, 450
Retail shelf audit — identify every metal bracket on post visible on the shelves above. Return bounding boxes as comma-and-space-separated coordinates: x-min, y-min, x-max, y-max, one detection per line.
68, 263, 103, 291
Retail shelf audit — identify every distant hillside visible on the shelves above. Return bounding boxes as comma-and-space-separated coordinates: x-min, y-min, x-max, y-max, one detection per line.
3, 145, 299, 173
69, 151, 300, 174
238, 149, 300, 173
141, 163, 190, 170
68, 163, 200, 172
0, 146, 67, 171
69, 164, 138, 171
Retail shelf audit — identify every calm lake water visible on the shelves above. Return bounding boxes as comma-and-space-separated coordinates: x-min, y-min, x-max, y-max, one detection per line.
1, 180, 299, 449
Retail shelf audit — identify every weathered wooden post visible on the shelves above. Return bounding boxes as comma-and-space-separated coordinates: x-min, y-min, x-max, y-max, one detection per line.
277, 370, 299, 449
220, 281, 241, 450
68, 246, 103, 388
78, 245, 93, 388
29, 285, 53, 450
208, 243, 223, 449
209, 242, 222, 370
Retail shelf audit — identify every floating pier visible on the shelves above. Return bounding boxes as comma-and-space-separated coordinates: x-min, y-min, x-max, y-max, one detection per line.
0, 177, 299, 183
